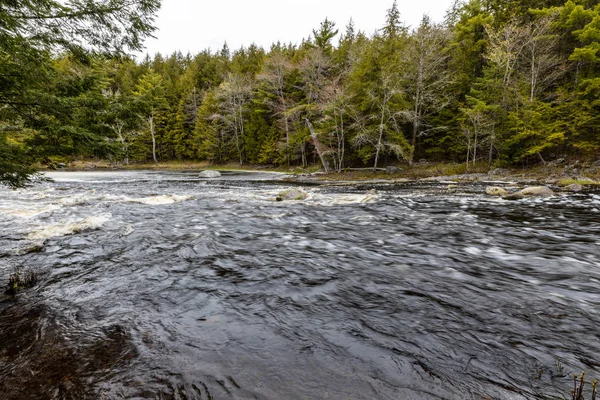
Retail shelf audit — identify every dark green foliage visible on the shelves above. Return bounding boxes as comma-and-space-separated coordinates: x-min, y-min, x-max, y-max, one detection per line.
2, 0, 600, 181
0, 0, 160, 186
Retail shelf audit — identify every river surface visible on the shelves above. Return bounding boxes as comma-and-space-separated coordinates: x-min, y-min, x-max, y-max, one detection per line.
1, 170, 599, 400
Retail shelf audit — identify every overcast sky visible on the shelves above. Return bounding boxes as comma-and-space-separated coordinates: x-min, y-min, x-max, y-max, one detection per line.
138, 0, 455, 57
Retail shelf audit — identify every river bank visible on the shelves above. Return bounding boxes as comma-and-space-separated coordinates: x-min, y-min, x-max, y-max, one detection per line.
47, 159, 600, 187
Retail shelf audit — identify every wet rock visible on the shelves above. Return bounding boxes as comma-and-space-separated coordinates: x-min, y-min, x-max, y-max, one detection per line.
386, 166, 402, 174
485, 186, 508, 197
56, 163, 67, 169
5, 269, 37, 295
565, 183, 583, 192
520, 186, 554, 197
359, 189, 379, 203
277, 188, 308, 201
199, 170, 221, 178
488, 168, 509, 176
447, 184, 458, 190
503, 191, 524, 200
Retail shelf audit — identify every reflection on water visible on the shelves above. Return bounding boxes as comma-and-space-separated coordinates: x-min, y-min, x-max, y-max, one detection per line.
1, 171, 599, 399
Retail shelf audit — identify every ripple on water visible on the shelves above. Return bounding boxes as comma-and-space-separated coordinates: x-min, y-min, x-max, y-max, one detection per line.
0, 173, 599, 399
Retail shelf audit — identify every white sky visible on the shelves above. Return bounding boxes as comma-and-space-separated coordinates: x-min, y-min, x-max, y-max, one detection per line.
138, 0, 455, 57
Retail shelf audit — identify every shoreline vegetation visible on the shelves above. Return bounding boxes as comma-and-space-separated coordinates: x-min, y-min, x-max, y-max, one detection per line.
4, 1, 600, 189
44, 159, 600, 186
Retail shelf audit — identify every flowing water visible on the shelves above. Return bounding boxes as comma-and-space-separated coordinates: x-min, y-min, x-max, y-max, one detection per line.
1, 170, 599, 400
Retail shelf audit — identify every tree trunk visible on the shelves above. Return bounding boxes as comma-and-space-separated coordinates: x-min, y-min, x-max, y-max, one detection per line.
238, 104, 244, 166
473, 129, 478, 167
149, 115, 157, 165
373, 109, 386, 173
339, 109, 345, 173
466, 138, 471, 172
488, 123, 495, 165
305, 118, 331, 173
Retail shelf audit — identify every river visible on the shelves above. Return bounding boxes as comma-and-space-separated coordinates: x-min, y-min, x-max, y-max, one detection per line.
1, 170, 599, 399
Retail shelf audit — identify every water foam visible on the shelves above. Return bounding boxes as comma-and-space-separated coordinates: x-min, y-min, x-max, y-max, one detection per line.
126, 194, 194, 205
27, 215, 110, 240
5, 204, 61, 219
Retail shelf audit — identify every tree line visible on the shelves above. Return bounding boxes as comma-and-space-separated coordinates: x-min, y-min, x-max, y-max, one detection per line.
2, 0, 600, 186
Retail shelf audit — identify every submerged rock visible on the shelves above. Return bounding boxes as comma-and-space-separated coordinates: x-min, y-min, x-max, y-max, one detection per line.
199, 170, 221, 178
277, 188, 308, 201
485, 186, 507, 197
361, 189, 379, 203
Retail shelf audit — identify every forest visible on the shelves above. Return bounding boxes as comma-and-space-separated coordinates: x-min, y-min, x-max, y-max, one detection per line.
1, 0, 600, 186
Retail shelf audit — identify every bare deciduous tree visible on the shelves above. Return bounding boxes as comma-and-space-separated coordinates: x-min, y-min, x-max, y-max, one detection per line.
354, 71, 411, 171
401, 16, 453, 162
215, 72, 254, 165
258, 53, 294, 165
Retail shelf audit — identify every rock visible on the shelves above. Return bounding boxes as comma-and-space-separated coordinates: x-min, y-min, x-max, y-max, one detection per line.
278, 188, 308, 201
386, 166, 402, 174
447, 184, 459, 190
503, 192, 524, 200
485, 186, 508, 197
361, 193, 378, 203
367, 189, 378, 195
520, 186, 554, 197
56, 163, 67, 168
548, 157, 567, 167
565, 183, 583, 192
199, 170, 221, 178
488, 168, 509, 176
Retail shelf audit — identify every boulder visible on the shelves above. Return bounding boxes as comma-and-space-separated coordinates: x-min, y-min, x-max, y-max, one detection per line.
488, 168, 509, 176
520, 186, 554, 197
277, 188, 308, 201
548, 157, 567, 167
56, 163, 67, 169
485, 186, 508, 197
386, 166, 402, 174
199, 170, 221, 178
565, 183, 583, 192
